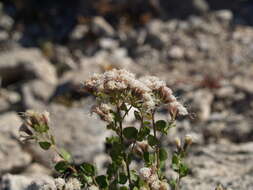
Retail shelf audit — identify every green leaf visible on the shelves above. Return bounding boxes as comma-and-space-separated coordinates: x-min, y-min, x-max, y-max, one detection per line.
130, 170, 138, 182
144, 152, 155, 166
114, 112, 122, 122
127, 153, 134, 164
119, 186, 128, 190
39, 141, 51, 150
59, 148, 72, 162
155, 120, 168, 134
106, 163, 118, 179
143, 121, 151, 126
156, 120, 166, 129
123, 127, 138, 140
179, 163, 189, 178
110, 142, 124, 163
172, 154, 180, 165
172, 163, 179, 171
80, 163, 96, 176
159, 148, 168, 161
137, 126, 150, 141
120, 103, 128, 112
95, 175, 109, 188
34, 124, 49, 133
106, 136, 120, 144
169, 179, 177, 189
80, 174, 93, 184
119, 173, 128, 184
134, 111, 142, 120
54, 161, 69, 173
147, 135, 158, 146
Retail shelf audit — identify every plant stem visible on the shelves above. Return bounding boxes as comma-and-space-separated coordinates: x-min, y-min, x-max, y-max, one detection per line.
175, 177, 181, 190
151, 110, 160, 172
117, 106, 133, 188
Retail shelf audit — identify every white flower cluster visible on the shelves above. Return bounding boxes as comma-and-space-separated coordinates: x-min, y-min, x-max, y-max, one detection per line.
140, 76, 188, 116
83, 69, 188, 119
139, 167, 170, 190
40, 178, 81, 190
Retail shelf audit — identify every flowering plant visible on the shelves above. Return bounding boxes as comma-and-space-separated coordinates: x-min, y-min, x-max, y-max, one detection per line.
19, 69, 192, 190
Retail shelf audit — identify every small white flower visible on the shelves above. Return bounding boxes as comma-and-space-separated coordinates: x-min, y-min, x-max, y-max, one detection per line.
139, 167, 152, 180
150, 180, 161, 190
185, 134, 193, 145
147, 173, 159, 185
65, 178, 81, 190
54, 178, 65, 189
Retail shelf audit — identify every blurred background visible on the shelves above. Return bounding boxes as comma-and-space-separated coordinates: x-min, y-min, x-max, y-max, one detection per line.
0, 0, 253, 189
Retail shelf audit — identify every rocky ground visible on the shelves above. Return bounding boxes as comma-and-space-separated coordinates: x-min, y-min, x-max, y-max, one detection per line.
0, 1, 253, 189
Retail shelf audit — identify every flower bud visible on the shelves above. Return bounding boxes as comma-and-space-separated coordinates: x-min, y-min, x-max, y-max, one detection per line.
184, 134, 193, 146
174, 137, 181, 149
215, 184, 224, 190
160, 181, 171, 190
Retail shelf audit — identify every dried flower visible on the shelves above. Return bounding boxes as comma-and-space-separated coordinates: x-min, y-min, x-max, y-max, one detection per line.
91, 104, 114, 123
65, 178, 81, 190
23, 110, 50, 128
19, 110, 51, 142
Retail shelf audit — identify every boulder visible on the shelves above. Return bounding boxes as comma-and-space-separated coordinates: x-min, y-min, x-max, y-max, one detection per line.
0, 48, 57, 86
180, 142, 253, 190
0, 174, 53, 190
0, 112, 32, 174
